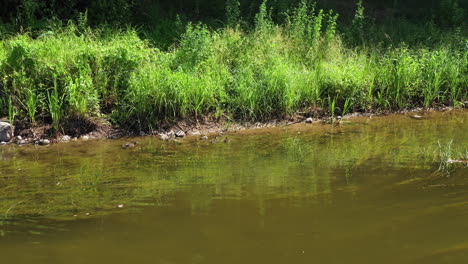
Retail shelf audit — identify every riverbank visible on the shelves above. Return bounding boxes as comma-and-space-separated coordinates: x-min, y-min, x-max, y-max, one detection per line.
1, 2, 466, 141
1, 107, 467, 146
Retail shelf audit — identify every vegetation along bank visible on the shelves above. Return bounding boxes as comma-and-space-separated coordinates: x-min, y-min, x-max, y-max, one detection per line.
0, 0, 467, 143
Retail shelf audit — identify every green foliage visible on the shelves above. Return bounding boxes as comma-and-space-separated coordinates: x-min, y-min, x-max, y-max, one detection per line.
226, 0, 241, 27
255, 0, 273, 32
350, 0, 366, 45
0, 2, 466, 132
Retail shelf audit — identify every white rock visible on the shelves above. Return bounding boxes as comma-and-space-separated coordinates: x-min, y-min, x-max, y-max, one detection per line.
39, 139, 50, 145
160, 134, 170, 141
0, 122, 14, 142
305, 118, 313, 124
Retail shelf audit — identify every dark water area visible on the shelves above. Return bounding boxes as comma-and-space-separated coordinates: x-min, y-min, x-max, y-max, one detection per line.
0, 110, 467, 264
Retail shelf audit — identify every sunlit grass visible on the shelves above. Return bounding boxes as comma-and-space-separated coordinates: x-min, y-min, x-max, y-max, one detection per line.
0, 1, 466, 131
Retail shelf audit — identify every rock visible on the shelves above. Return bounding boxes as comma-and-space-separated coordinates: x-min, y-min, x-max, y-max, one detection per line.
39, 139, 50, 145
160, 134, 170, 141
62, 135, 71, 142
305, 118, 313, 124
17, 140, 28, 145
211, 137, 219, 144
72, 137, 78, 142
224, 137, 230, 143
0, 122, 14, 142
122, 142, 137, 149
160, 131, 176, 141
175, 130, 186, 138
139, 131, 146, 136
1, 141, 7, 145
167, 131, 176, 138
409, 115, 423, 120
80, 135, 89, 141
200, 135, 209, 140
17, 136, 23, 141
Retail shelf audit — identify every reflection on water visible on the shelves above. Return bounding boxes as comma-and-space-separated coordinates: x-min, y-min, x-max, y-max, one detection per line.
0, 110, 467, 264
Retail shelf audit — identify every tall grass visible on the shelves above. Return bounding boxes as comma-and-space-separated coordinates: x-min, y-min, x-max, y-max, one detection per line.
0, 1, 466, 131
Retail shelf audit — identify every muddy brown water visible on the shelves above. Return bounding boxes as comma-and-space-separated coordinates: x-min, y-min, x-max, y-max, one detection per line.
0, 111, 467, 264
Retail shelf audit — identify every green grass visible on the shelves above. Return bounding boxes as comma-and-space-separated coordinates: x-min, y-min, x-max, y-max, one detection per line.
0, 1, 466, 132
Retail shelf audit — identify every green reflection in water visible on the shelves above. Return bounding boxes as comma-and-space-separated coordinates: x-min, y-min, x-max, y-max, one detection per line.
0, 111, 467, 263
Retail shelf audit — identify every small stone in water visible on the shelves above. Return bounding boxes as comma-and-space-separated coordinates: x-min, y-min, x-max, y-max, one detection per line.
410, 115, 423, 120
1, 141, 7, 145
118, 204, 124, 208
305, 118, 313, 124
80, 135, 89, 141
62, 135, 71, 142
200, 135, 209, 140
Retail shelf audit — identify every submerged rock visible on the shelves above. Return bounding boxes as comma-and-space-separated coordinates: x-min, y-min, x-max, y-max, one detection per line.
122, 142, 137, 149
409, 115, 423, 120
80, 135, 90, 141
0, 122, 14, 142
62, 135, 72, 142
224, 137, 230, 143
211, 137, 219, 144
200, 135, 209, 140
305, 118, 313, 124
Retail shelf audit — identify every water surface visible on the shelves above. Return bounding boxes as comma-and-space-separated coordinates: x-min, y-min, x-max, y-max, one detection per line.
0, 110, 467, 264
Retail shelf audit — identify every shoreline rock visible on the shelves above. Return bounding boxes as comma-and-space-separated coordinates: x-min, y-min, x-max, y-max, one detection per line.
0, 122, 14, 142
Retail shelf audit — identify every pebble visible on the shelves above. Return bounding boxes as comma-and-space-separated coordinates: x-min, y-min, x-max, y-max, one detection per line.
200, 135, 209, 140
17, 136, 23, 141
1, 141, 7, 145
62, 135, 71, 142
305, 118, 313, 124
18, 140, 28, 145
117, 204, 124, 208
80, 135, 89, 141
